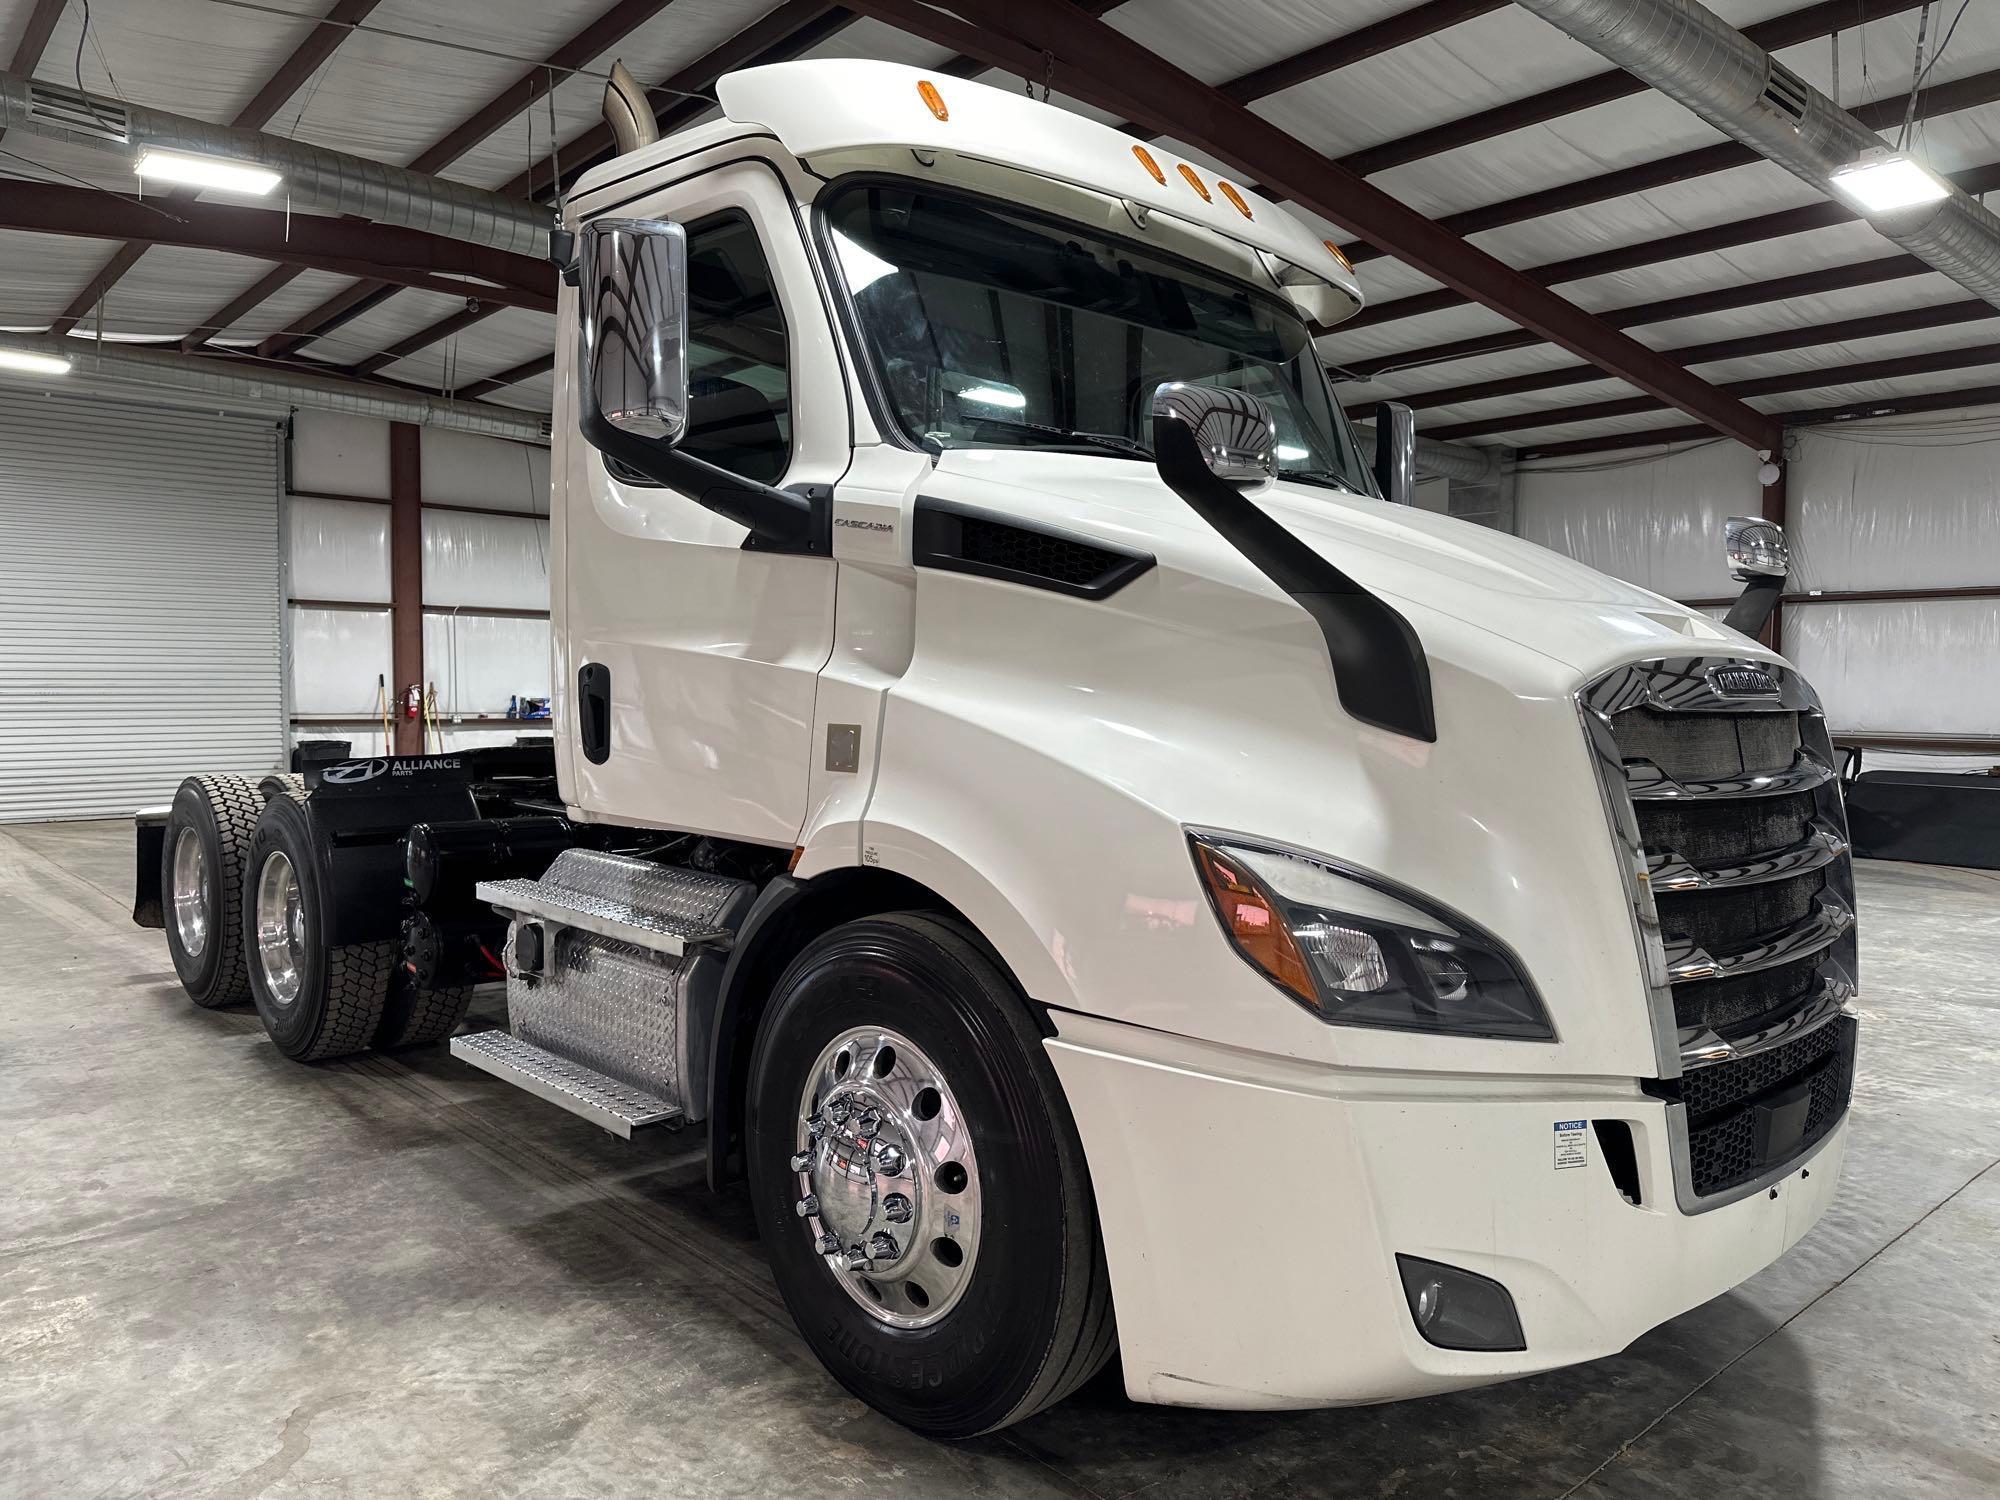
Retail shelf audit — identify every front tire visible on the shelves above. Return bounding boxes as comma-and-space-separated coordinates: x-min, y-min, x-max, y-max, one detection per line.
747, 914, 1114, 1438
162, 774, 262, 1008
242, 794, 394, 1061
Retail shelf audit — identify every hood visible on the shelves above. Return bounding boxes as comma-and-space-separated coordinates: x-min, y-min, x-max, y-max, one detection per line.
927, 449, 1757, 674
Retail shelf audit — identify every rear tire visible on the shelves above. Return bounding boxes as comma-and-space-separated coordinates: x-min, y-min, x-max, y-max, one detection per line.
162, 774, 261, 1009
242, 794, 394, 1061
746, 913, 1114, 1438
374, 979, 475, 1050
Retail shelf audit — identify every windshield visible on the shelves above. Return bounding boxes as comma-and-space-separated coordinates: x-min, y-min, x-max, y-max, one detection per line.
822, 181, 1376, 495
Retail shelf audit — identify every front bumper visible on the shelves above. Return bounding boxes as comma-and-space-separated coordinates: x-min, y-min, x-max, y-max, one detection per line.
1045, 1011, 1846, 1410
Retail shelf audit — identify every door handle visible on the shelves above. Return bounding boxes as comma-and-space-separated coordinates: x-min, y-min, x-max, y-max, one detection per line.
578, 662, 612, 764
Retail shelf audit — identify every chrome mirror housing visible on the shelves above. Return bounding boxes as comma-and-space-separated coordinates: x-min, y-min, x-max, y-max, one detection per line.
1371, 401, 1415, 507
1724, 516, 1789, 581
1150, 382, 1276, 485
578, 217, 689, 445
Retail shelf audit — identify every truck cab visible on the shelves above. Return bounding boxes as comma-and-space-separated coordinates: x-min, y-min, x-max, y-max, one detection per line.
144, 57, 1859, 1439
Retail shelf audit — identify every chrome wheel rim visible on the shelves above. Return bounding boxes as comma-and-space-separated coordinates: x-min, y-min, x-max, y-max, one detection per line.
793, 1026, 981, 1329
253, 850, 305, 1008
170, 827, 211, 958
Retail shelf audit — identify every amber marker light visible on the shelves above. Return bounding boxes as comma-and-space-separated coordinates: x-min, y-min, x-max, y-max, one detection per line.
1194, 843, 1316, 1007
1131, 144, 1166, 184
1177, 163, 1213, 202
917, 79, 949, 121
1218, 181, 1253, 219
1322, 238, 1354, 274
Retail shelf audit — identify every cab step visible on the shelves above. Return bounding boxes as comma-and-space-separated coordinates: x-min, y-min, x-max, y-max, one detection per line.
477, 848, 748, 959
450, 1029, 683, 1138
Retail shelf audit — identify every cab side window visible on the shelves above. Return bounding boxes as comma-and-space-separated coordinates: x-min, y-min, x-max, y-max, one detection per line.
681, 213, 792, 485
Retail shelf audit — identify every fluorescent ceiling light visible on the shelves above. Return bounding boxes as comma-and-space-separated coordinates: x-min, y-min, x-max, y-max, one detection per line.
134, 149, 282, 196
0, 348, 73, 377
1827, 150, 1947, 214
958, 385, 1027, 409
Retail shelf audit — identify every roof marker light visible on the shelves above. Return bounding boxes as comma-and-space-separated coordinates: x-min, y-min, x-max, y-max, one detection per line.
917, 79, 949, 122
1131, 144, 1166, 185
0, 347, 73, 378
1322, 238, 1354, 275
134, 148, 282, 196
1176, 163, 1212, 202
1217, 181, 1254, 220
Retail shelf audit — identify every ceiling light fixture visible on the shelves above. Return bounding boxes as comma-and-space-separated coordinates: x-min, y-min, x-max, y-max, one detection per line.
0, 348, 74, 377
1826, 149, 1948, 214
134, 149, 283, 196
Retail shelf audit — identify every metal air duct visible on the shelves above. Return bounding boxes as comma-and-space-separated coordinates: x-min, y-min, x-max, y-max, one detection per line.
1353, 422, 1505, 484
0, 72, 551, 258
0, 334, 551, 443
1513, 0, 2000, 307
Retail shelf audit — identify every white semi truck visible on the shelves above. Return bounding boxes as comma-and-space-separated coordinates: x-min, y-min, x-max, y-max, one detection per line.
135, 60, 1859, 1438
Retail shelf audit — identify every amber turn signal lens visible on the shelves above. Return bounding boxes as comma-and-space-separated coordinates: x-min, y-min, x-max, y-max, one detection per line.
1177, 163, 1213, 202
1217, 181, 1253, 219
917, 79, 949, 121
1322, 237, 1354, 274
1131, 144, 1166, 184
1194, 844, 1316, 1006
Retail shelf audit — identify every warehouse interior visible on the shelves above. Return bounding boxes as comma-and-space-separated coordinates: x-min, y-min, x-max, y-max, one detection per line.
1, 1, 1997, 1495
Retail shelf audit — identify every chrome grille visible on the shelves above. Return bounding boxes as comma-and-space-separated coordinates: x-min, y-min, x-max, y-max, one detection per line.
1580, 656, 1859, 1211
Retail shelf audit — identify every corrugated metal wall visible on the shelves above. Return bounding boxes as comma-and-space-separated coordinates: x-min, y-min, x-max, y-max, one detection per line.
0, 387, 285, 821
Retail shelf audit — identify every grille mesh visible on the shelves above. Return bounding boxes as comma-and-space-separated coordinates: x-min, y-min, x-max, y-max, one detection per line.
1616, 709, 1800, 782
1682, 1018, 1855, 1197
1643, 791, 1813, 868
1658, 871, 1821, 954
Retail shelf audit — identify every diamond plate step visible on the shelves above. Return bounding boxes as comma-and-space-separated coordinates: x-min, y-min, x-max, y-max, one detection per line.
450, 1029, 683, 1138
477, 877, 731, 958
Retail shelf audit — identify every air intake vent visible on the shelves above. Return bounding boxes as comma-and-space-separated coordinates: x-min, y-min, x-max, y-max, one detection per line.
27, 81, 130, 143
1758, 61, 1809, 126
912, 498, 1155, 599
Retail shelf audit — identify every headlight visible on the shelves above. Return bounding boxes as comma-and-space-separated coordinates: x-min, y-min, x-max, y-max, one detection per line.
1189, 832, 1554, 1040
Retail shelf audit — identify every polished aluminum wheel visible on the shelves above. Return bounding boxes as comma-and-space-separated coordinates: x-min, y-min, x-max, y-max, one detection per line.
794, 1026, 981, 1329
170, 827, 211, 958
253, 850, 306, 1008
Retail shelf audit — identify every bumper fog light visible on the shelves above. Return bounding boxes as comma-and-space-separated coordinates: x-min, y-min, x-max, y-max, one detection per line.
1396, 1255, 1526, 1352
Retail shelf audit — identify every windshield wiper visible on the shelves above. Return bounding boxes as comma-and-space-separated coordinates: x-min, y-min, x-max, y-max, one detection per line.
1280, 466, 1366, 496
962, 414, 1154, 459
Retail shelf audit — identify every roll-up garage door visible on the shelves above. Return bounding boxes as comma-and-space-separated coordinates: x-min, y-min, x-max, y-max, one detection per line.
0, 388, 284, 821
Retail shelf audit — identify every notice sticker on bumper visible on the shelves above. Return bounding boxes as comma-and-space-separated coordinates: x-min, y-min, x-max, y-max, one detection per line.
1554, 1120, 1588, 1170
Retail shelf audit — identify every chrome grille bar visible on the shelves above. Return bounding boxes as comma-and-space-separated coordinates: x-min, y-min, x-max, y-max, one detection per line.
1678, 969, 1854, 1068
1663, 894, 1854, 984
1624, 749, 1835, 802
1646, 821, 1848, 893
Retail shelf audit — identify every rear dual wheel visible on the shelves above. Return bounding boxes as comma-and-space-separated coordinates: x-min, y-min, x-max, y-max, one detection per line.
747, 914, 1115, 1438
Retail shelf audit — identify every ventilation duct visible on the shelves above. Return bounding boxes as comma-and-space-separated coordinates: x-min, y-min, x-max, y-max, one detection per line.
1353, 423, 1505, 484
0, 334, 550, 444
0, 71, 550, 259
1514, 0, 2000, 308
604, 60, 660, 156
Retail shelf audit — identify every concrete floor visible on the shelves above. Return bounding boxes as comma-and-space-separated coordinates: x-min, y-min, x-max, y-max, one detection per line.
1, 821, 1996, 1500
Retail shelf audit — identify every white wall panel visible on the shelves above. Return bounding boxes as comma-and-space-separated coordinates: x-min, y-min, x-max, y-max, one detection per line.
287, 496, 389, 603
422, 510, 551, 609
291, 409, 390, 498
421, 428, 552, 513
422, 613, 552, 717
1788, 600, 2000, 736
1515, 442, 1757, 599
291, 606, 391, 717
1793, 418, 2000, 591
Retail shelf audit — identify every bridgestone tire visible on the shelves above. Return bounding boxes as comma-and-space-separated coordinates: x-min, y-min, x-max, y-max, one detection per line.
260, 772, 306, 803
747, 914, 1115, 1438
242, 794, 394, 1062
162, 774, 262, 1009
374, 980, 475, 1050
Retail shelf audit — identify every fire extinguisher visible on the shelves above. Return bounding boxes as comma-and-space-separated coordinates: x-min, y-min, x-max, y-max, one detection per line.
403, 683, 422, 720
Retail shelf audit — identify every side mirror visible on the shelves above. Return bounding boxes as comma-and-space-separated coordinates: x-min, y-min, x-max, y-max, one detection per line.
1724, 515, 1789, 581
1372, 401, 1415, 506
1151, 382, 1275, 484
578, 217, 689, 444
571, 215, 823, 554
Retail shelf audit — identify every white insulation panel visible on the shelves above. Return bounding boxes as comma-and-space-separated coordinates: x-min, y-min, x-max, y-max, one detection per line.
287, 496, 390, 604
1788, 600, 2000, 738
291, 409, 391, 498
423, 612, 553, 717
1792, 422, 2000, 592
421, 429, 553, 513
1514, 441, 1757, 600
291, 606, 391, 717
422, 510, 552, 610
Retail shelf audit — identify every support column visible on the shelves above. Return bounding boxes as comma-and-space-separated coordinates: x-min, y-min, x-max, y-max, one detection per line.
389, 421, 424, 755
1760, 447, 1788, 657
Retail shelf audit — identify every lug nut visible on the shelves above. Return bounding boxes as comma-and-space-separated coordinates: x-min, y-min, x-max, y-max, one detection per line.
883, 1193, 913, 1224
789, 1151, 813, 1172
806, 1114, 829, 1140
814, 1233, 840, 1256
855, 1109, 883, 1137
875, 1144, 904, 1174
795, 1194, 819, 1218
845, 1245, 870, 1269
869, 1231, 899, 1260
826, 1097, 851, 1124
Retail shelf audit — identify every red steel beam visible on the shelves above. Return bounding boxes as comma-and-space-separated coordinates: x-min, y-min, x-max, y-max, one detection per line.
457, 354, 555, 400
178, 266, 308, 350
1426, 340, 2000, 442
346, 301, 490, 376
256, 282, 402, 360
0, 184, 554, 308
389, 423, 425, 756
1218, 1, 1504, 104
843, 0, 1779, 451
46, 0, 387, 337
